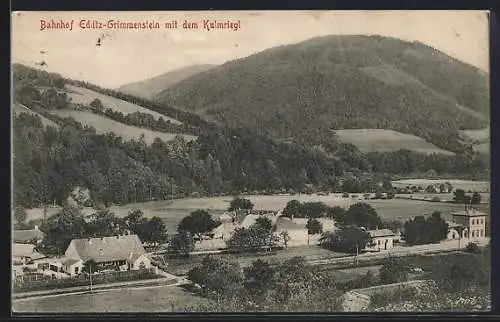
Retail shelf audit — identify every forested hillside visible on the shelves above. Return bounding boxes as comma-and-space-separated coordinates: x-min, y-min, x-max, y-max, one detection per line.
12, 64, 489, 208
117, 64, 216, 99
157, 35, 489, 153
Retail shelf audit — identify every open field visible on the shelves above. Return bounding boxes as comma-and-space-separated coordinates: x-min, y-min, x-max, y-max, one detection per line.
51, 110, 197, 144
473, 143, 490, 154
391, 179, 490, 192
12, 284, 207, 313
12, 103, 59, 128
395, 192, 490, 203
460, 127, 489, 143
65, 84, 182, 124
24, 194, 489, 234
334, 129, 454, 155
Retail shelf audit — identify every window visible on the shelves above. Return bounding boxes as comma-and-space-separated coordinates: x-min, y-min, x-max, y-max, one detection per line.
480, 230, 483, 237
75, 267, 79, 274
472, 231, 475, 237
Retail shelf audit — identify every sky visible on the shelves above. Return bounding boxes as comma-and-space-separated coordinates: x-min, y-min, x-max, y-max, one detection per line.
11, 10, 489, 89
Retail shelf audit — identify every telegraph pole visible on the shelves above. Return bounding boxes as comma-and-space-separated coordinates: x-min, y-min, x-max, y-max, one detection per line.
89, 265, 93, 293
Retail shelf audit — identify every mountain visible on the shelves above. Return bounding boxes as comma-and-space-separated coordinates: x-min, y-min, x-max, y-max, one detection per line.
117, 64, 216, 99
11, 63, 489, 208
156, 35, 489, 153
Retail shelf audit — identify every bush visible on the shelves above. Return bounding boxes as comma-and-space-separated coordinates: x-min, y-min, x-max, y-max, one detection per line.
465, 242, 482, 254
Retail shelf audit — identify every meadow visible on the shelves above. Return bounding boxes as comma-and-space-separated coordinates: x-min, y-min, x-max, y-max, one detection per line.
51, 110, 197, 145
24, 194, 489, 234
65, 84, 182, 124
13, 103, 59, 128
334, 129, 454, 155
460, 127, 489, 143
391, 179, 490, 192
12, 284, 207, 313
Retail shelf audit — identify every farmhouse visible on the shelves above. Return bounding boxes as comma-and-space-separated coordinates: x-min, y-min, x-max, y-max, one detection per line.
364, 229, 397, 252
12, 243, 46, 265
446, 207, 487, 242
12, 225, 45, 244
64, 233, 151, 274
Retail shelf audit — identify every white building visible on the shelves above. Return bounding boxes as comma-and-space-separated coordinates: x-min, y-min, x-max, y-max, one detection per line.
447, 208, 487, 243
364, 229, 397, 252
63, 233, 151, 276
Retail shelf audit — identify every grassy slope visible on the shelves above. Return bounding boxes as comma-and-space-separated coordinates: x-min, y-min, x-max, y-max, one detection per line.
334, 129, 454, 155
66, 84, 182, 124
12, 103, 59, 128
156, 35, 489, 152
117, 64, 216, 99
51, 109, 196, 144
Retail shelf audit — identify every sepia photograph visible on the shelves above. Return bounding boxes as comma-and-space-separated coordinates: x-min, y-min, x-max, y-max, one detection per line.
11, 10, 490, 313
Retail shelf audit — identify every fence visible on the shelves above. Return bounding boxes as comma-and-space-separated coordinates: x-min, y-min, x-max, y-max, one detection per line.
13, 268, 158, 293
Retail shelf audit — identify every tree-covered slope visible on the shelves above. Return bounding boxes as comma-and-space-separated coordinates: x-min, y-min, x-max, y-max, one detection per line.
118, 64, 216, 99
156, 35, 489, 153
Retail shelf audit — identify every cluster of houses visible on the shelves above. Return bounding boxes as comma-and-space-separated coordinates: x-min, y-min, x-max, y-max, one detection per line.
208, 206, 487, 253
12, 204, 487, 283
12, 229, 152, 282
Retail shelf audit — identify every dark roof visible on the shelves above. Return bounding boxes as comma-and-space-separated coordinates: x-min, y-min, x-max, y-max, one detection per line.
12, 229, 45, 242
367, 229, 395, 238
452, 210, 487, 217
68, 234, 146, 263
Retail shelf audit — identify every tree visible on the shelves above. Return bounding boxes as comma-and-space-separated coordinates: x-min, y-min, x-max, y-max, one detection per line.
319, 227, 370, 253
226, 226, 279, 253
432, 254, 489, 292
143, 216, 168, 245
426, 185, 437, 193
14, 207, 27, 225
83, 259, 98, 274
302, 202, 328, 218
465, 242, 481, 254
306, 219, 323, 235
326, 206, 346, 222
243, 259, 276, 296
379, 257, 409, 284
343, 203, 382, 230
453, 189, 467, 204
89, 98, 104, 113
38, 205, 88, 255
282, 200, 301, 218
178, 210, 220, 239
403, 212, 448, 245
187, 256, 244, 295
228, 197, 254, 211
306, 218, 323, 245
168, 232, 195, 255
471, 192, 482, 205
254, 216, 274, 232
85, 209, 127, 238
280, 231, 291, 249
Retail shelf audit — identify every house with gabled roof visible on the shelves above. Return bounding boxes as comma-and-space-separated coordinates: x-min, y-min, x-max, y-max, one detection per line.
12, 225, 45, 244
364, 228, 397, 252
12, 243, 46, 265
63, 233, 151, 275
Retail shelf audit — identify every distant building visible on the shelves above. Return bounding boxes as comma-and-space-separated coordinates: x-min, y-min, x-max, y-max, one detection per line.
64, 233, 151, 275
12, 225, 45, 244
364, 229, 397, 252
447, 207, 487, 242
